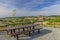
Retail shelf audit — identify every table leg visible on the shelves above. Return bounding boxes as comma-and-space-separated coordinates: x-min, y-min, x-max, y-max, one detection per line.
13, 29, 15, 33
30, 27, 31, 30
33, 26, 34, 32
13, 29, 16, 37
10, 30, 13, 34
16, 34, 19, 40
29, 32, 31, 36
18, 29, 20, 32
26, 27, 28, 30
23, 28, 25, 31
38, 29, 40, 33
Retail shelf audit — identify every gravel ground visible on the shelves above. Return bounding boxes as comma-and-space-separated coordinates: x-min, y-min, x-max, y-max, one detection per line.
32, 27, 60, 40
0, 27, 60, 40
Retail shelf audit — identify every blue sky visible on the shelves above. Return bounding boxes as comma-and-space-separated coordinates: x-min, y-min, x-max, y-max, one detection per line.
0, 0, 60, 17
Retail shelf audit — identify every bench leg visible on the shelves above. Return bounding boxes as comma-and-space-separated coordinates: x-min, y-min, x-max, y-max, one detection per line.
29, 32, 31, 36
33, 30, 34, 32
38, 29, 40, 33
16, 34, 19, 40
12, 29, 16, 37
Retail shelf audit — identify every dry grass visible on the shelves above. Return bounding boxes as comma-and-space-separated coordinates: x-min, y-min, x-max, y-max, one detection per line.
0, 27, 5, 31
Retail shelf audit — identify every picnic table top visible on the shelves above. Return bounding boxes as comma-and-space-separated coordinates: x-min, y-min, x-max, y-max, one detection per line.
4, 24, 38, 31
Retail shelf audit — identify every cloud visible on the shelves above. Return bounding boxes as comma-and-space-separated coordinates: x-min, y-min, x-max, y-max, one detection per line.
0, 2, 16, 18
0, 0, 18, 18
16, 4, 60, 16
0, 0, 45, 17
0, 0, 60, 18
31, 4, 60, 16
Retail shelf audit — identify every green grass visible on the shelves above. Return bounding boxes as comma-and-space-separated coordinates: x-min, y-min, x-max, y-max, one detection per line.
0, 18, 38, 27
47, 17, 60, 22
1, 16, 60, 28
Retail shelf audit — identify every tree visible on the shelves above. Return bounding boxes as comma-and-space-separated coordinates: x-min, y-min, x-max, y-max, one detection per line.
12, 9, 16, 17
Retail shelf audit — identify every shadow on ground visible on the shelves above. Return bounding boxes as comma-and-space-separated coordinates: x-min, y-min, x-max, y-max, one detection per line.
19, 29, 52, 40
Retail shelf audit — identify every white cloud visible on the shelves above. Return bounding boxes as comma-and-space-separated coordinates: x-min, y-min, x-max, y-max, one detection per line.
0, 0, 19, 18
0, 0, 60, 18
0, 3, 60, 17
30, 4, 60, 16
0, 2, 16, 18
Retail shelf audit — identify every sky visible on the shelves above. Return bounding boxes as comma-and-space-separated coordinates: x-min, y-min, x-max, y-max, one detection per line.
0, 0, 60, 17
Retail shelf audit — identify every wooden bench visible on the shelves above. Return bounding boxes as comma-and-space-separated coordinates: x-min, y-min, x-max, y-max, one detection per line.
11, 28, 42, 40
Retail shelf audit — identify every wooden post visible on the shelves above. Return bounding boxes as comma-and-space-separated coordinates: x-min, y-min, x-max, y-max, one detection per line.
29, 32, 31, 36
18, 29, 20, 32
26, 27, 28, 30
10, 30, 13, 34
13, 29, 15, 33
30, 27, 31, 30
38, 29, 40, 33
33, 26, 34, 32
13, 29, 16, 37
16, 34, 19, 40
23, 28, 25, 31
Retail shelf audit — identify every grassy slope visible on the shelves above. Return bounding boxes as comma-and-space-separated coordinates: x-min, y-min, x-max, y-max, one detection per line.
44, 17, 60, 28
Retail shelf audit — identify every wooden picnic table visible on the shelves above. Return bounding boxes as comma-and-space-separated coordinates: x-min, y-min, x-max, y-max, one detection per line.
4, 24, 38, 35
0, 24, 42, 40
